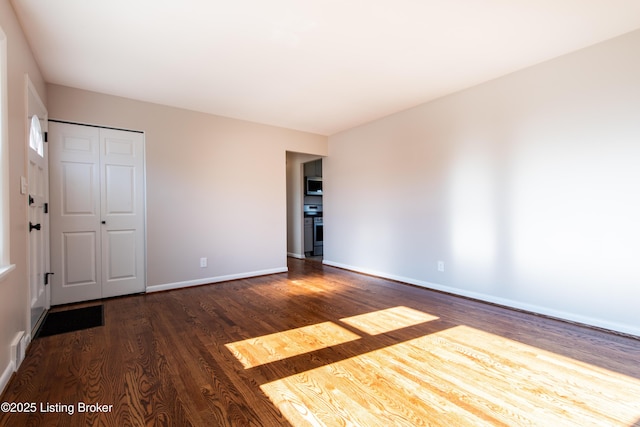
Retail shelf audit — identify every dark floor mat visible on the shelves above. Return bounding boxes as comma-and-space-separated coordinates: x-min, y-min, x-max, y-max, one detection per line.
36, 305, 104, 338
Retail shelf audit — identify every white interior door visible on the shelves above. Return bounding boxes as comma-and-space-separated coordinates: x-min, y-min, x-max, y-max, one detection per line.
28, 114, 49, 332
50, 123, 101, 304
49, 122, 145, 305
100, 128, 145, 298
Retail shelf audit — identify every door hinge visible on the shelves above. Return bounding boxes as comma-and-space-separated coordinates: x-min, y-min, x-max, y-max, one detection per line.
44, 132, 48, 143
44, 202, 48, 214
44, 272, 54, 286
28, 195, 34, 206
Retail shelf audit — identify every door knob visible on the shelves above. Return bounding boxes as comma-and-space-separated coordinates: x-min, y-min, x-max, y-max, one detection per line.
29, 222, 41, 232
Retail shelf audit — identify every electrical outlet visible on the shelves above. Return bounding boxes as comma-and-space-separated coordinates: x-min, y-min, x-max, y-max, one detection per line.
200, 257, 208, 268
437, 261, 445, 272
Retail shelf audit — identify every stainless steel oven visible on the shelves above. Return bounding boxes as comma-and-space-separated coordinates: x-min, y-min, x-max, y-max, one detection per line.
313, 216, 323, 256
304, 204, 323, 257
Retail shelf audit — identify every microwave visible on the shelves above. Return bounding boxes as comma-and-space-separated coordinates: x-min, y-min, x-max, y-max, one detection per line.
306, 177, 323, 195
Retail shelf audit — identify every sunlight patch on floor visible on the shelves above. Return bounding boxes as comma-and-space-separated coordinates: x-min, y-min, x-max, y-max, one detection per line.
225, 322, 361, 369
286, 279, 335, 295
261, 325, 640, 426
340, 306, 439, 335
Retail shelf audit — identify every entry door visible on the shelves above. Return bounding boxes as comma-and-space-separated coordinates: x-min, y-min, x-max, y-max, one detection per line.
49, 122, 146, 305
28, 115, 49, 331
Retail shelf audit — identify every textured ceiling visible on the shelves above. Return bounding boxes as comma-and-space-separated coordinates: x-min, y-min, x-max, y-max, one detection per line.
10, 0, 640, 135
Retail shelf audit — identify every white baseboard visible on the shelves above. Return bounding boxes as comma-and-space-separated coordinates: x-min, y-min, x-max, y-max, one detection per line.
287, 252, 305, 259
322, 259, 640, 338
0, 360, 15, 396
147, 267, 288, 293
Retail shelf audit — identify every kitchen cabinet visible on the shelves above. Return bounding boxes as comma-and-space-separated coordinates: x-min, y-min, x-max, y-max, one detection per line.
304, 159, 322, 177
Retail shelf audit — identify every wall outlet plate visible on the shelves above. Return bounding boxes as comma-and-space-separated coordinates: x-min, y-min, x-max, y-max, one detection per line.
437, 261, 445, 272
200, 257, 208, 268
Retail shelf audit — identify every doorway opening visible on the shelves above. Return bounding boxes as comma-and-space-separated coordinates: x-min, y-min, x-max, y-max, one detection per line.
285, 152, 324, 262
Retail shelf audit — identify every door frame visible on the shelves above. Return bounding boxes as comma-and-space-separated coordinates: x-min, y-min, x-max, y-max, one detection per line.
285, 152, 324, 259
25, 75, 49, 337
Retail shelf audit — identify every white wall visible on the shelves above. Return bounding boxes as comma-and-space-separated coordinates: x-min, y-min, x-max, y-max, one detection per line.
47, 85, 327, 291
325, 29, 640, 336
0, 0, 48, 392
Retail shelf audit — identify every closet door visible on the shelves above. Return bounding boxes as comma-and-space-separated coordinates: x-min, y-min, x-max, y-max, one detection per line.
49, 122, 145, 305
100, 128, 145, 298
49, 123, 102, 304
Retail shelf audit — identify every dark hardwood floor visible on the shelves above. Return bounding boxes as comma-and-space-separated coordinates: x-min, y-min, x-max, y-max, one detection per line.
2, 258, 640, 426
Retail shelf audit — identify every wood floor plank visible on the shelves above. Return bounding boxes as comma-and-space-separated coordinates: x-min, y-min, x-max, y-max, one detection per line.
1, 258, 640, 426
